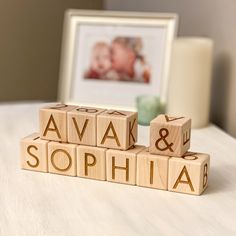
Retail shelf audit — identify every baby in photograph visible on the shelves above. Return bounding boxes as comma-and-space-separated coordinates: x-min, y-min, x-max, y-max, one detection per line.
84, 37, 150, 83
84, 42, 112, 79
111, 37, 150, 83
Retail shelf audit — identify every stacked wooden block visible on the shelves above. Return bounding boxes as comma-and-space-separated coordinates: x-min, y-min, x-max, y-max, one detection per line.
20, 104, 210, 195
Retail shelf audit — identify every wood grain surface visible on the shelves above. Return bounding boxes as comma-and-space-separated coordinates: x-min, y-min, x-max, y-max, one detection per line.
0, 103, 235, 235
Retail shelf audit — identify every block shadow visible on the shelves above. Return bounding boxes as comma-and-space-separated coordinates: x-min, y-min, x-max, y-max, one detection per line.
204, 164, 236, 195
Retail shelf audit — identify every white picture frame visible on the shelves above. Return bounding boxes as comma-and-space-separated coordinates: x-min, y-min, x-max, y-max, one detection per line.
58, 9, 178, 110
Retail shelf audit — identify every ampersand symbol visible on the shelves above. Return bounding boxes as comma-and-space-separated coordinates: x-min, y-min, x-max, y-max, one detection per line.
155, 128, 174, 152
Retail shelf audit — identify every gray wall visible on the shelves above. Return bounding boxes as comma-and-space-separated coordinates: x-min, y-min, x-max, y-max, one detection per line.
106, 0, 236, 137
0, 0, 103, 102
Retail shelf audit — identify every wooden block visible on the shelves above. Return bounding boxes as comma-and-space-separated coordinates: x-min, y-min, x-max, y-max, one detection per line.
20, 133, 49, 172
106, 145, 145, 185
39, 104, 76, 142
136, 148, 170, 190
48, 141, 77, 176
168, 152, 210, 195
77, 145, 107, 180
67, 106, 105, 146
97, 109, 138, 150
150, 114, 191, 157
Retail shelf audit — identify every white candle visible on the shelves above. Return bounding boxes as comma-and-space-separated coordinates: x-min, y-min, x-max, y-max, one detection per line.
167, 37, 214, 128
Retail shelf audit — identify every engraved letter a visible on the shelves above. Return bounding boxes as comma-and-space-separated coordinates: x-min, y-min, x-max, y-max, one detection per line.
43, 115, 61, 139
173, 166, 194, 192
101, 121, 121, 147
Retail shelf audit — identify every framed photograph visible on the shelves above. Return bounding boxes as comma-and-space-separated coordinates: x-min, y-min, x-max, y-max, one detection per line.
58, 10, 178, 109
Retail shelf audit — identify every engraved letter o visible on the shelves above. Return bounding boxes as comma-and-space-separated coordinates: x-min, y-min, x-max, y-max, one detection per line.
51, 149, 72, 172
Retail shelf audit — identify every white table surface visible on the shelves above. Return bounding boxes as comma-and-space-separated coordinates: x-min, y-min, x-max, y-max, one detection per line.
0, 102, 236, 236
